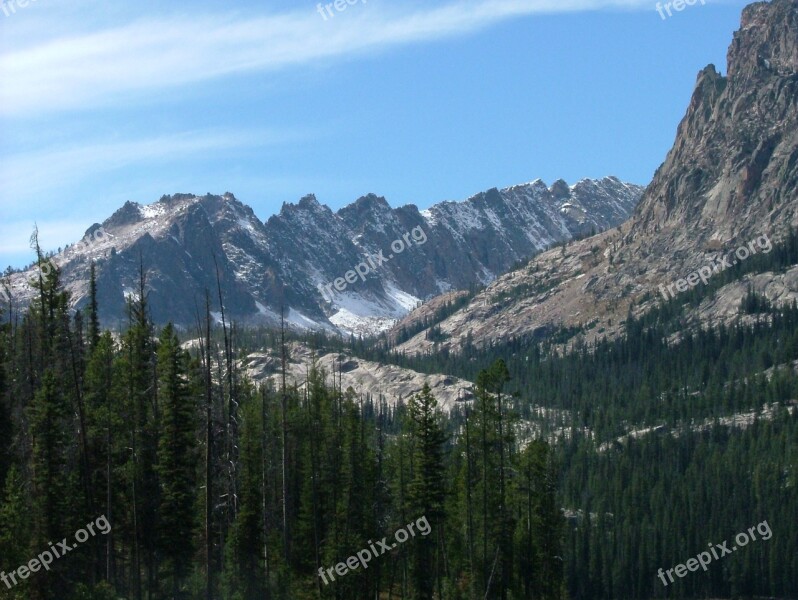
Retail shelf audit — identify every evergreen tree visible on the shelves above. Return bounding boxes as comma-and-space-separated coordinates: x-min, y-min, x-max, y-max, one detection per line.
28, 370, 76, 600
118, 265, 158, 600
156, 323, 198, 597
223, 387, 266, 600
408, 383, 446, 600
0, 466, 30, 600
517, 440, 565, 600
86, 262, 101, 353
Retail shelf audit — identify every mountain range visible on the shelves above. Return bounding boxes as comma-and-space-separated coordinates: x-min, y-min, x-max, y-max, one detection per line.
4, 0, 796, 354
2, 177, 642, 336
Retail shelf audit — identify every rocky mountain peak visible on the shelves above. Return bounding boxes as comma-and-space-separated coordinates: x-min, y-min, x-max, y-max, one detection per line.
632, 0, 797, 245
550, 179, 571, 201
105, 200, 143, 228
393, 0, 798, 355
298, 193, 321, 209
162, 192, 194, 203
731, 0, 797, 79
352, 193, 390, 208
277, 194, 330, 223
338, 193, 393, 220
5, 175, 641, 336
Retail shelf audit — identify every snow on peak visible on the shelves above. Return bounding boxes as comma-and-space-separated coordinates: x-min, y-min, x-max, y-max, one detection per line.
139, 203, 168, 220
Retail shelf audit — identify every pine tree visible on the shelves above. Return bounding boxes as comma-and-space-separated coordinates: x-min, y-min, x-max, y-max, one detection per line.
480, 359, 512, 600
517, 440, 565, 600
224, 385, 269, 599
119, 263, 158, 600
28, 371, 76, 600
0, 466, 30, 600
473, 365, 501, 597
86, 262, 101, 353
0, 308, 9, 491
84, 331, 118, 586
408, 383, 446, 600
155, 323, 198, 597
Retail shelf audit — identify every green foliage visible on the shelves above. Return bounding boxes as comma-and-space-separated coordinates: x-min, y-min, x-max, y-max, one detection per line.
69, 582, 117, 600
156, 323, 199, 594
0, 467, 30, 600
2, 232, 797, 599
408, 383, 447, 599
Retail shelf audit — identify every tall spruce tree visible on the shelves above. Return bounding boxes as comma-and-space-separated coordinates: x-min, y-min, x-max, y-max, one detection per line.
224, 388, 266, 600
408, 383, 446, 600
155, 323, 198, 597
86, 262, 101, 353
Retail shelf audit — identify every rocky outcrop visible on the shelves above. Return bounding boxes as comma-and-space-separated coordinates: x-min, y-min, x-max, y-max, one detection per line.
395, 0, 798, 355
631, 0, 798, 248
241, 343, 475, 410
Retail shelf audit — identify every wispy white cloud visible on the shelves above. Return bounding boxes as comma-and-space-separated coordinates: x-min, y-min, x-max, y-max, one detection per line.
0, 0, 652, 117
0, 128, 306, 206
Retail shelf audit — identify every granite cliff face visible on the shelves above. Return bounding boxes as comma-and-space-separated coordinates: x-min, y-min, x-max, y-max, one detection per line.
2, 178, 641, 335
632, 0, 798, 249
395, 0, 798, 355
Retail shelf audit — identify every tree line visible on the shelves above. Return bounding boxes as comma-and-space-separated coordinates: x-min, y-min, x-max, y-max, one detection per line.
3, 227, 797, 599
0, 241, 564, 599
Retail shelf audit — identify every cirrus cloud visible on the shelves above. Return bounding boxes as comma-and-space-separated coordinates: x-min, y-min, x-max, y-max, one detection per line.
0, 0, 654, 117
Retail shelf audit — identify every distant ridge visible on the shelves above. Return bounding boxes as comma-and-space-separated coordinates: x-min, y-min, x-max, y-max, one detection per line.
2, 177, 642, 335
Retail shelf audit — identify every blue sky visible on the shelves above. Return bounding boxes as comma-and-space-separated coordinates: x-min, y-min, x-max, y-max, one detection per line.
0, 0, 750, 269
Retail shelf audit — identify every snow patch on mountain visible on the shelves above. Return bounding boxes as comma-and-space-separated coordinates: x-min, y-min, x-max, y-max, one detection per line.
3, 177, 643, 335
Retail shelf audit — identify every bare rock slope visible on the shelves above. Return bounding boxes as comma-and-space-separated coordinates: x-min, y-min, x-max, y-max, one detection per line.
397, 0, 798, 355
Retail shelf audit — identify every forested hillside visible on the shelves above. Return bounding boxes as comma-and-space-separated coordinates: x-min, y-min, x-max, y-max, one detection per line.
2, 0, 797, 598
3, 235, 797, 600
0, 247, 564, 600
350, 233, 798, 599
